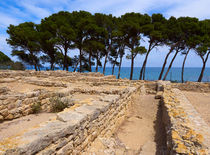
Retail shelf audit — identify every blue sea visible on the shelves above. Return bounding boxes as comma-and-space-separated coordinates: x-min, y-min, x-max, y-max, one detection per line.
26, 66, 210, 82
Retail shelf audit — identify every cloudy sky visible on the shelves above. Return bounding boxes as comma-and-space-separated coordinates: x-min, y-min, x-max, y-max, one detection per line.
0, 0, 210, 67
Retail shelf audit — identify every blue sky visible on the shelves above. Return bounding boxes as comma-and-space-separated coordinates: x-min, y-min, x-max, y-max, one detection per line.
0, 0, 210, 67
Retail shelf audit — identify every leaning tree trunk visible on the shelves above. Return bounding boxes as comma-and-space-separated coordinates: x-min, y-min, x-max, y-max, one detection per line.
73, 61, 79, 72
103, 53, 108, 75
117, 56, 123, 79
79, 48, 82, 72
88, 51, 92, 72
111, 57, 117, 75
130, 53, 134, 80
181, 48, 190, 83
139, 43, 152, 80
158, 46, 174, 80
95, 51, 99, 72
34, 64, 38, 71
163, 50, 179, 81
63, 47, 68, 71
198, 52, 210, 82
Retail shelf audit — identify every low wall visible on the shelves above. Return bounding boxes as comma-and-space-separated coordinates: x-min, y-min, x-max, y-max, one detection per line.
0, 86, 139, 154
0, 90, 67, 121
158, 81, 210, 154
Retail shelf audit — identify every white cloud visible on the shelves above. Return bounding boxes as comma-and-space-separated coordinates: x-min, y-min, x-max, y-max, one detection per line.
0, 0, 210, 67
0, 13, 20, 28
19, 1, 51, 19
165, 0, 210, 19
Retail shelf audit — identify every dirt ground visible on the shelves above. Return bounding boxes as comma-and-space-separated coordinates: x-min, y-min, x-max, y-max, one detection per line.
183, 91, 210, 126
0, 113, 56, 141
1, 82, 62, 93
85, 94, 167, 155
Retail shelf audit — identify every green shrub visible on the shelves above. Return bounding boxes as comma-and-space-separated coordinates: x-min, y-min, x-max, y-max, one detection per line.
31, 102, 41, 114
10, 62, 25, 70
50, 97, 68, 113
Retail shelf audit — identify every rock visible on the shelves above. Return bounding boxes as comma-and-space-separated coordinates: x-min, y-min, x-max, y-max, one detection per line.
5, 113, 13, 120
56, 111, 87, 123
0, 108, 8, 117
0, 115, 3, 121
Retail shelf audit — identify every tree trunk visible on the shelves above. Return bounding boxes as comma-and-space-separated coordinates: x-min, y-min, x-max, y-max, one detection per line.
50, 61, 54, 70
163, 49, 179, 81
88, 51, 92, 72
103, 53, 108, 75
73, 61, 79, 72
130, 53, 134, 80
34, 64, 37, 71
198, 52, 210, 82
117, 56, 123, 79
112, 57, 117, 75
95, 51, 99, 72
139, 43, 152, 80
79, 48, 82, 72
158, 46, 174, 80
63, 47, 67, 71
143, 67, 146, 80
181, 48, 190, 83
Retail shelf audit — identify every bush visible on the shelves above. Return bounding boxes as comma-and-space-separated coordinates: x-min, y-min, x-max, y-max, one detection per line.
31, 102, 41, 114
10, 62, 25, 70
50, 97, 68, 113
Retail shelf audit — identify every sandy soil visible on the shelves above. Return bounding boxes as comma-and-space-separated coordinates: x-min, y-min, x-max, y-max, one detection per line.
0, 113, 56, 141
84, 94, 167, 154
115, 94, 167, 154
183, 91, 210, 126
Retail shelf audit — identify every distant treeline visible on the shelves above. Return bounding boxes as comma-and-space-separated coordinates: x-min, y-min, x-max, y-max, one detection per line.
5, 11, 210, 82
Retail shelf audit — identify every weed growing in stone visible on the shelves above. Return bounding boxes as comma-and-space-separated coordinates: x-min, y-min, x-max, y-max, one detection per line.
31, 101, 42, 114
50, 97, 68, 112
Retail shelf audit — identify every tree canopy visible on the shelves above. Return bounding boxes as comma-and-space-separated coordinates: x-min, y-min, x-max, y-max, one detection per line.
5, 10, 210, 82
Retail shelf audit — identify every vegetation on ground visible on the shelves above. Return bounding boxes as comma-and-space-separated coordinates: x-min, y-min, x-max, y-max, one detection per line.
31, 102, 42, 114
0, 51, 25, 70
50, 97, 68, 113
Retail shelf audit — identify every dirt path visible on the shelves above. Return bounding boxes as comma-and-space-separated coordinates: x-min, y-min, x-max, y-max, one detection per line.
0, 113, 56, 141
115, 94, 167, 154
84, 93, 167, 154
183, 91, 210, 126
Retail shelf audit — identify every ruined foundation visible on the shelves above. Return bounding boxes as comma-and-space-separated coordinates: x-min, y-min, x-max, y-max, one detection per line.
0, 70, 209, 154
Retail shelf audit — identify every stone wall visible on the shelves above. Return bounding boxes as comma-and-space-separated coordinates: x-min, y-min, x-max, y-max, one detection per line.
0, 70, 143, 122
0, 86, 139, 154
157, 81, 210, 154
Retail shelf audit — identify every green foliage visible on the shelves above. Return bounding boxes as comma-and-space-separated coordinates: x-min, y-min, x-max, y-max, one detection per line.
31, 102, 42, 114
0, 51, 12, 65
7, 22, 41, 71
5, 11, 210, 82
50, 97, 68, 113
10, 62, 25, 70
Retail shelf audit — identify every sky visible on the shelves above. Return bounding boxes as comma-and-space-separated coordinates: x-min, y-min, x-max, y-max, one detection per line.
0, 0, 210, 67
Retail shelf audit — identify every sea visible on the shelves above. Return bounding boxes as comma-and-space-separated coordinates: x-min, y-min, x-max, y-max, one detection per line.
27, 66, 210, 82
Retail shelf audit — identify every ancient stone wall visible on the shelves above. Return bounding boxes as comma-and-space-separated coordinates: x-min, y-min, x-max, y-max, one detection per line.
157, 81, 210, 154
0, 70, 141, 154
0, 86, 138, 154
